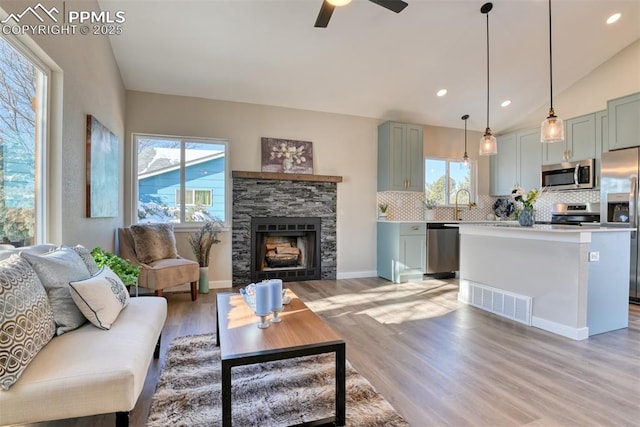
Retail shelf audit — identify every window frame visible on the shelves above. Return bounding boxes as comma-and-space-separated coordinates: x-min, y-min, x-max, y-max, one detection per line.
131, 133, 230, 231
0, 33, 50, 245
424, 156, 477, 207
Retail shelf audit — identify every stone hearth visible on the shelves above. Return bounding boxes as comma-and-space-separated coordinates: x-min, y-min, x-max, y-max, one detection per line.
232, 171, 342, 286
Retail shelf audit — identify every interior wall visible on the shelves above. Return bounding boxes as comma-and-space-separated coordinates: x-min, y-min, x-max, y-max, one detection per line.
505, 39, 640, 133
125, 91, 380, 281
0, 0, 126, 250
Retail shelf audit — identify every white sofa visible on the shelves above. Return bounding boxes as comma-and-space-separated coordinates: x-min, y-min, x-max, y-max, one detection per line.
0, 245, 167, 427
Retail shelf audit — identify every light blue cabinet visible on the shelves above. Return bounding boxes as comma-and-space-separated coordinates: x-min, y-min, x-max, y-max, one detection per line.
543, 113, 597, 164
378, 121, 424, 192
377, 222, 426, 283
606, 92, 640, 151
490, 128, 541, 195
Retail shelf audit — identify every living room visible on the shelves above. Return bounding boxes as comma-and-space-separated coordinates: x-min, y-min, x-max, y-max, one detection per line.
1, 0, 639, 426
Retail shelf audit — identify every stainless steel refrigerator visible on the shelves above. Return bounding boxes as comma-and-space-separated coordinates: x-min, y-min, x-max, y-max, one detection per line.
600, 148, 639, 303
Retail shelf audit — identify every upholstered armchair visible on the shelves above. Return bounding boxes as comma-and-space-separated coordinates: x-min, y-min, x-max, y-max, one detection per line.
118, 224, 199, 301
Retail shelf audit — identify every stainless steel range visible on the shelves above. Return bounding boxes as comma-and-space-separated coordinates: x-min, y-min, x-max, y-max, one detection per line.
550, 203, 600, 225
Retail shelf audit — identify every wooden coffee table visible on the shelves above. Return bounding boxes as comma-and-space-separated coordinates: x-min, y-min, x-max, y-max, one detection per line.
216, 290, 346, 427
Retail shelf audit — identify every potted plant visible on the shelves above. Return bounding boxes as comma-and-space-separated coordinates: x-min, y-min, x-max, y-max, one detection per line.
378, 203, 389, 220
423, 198, 438, 221
90, 247, 140, 290
189, 219, 223, 294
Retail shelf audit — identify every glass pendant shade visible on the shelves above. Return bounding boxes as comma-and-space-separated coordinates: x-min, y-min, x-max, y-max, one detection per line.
479, 129, 497, 156
463, 153, 470, 167
541, 109, 564, 143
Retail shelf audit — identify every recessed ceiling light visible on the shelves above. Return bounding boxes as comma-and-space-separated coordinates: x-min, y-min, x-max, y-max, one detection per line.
607, 13, 621, 24
501, 100, 511, 107
437, 89, 447, 97
327, 0, 352, 6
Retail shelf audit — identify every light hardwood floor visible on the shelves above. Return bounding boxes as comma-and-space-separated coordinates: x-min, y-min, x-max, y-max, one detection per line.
21, 277, 640, 426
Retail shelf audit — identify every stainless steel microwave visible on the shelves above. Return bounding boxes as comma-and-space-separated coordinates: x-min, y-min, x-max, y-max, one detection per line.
541, 159, 596, 190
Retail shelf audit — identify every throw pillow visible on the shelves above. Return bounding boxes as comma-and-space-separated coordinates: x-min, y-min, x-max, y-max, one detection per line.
130, 223, 178, 264
0, 254, 56, 390
68, 245, 100, 276
21, 247, 91, 335
69, 266, 130, 330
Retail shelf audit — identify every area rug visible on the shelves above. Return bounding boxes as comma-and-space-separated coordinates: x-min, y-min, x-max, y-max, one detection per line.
147, 333, 409, 427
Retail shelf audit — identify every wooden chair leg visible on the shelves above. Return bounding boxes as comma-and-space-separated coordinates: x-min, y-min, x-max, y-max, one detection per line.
190, 281, 198, 301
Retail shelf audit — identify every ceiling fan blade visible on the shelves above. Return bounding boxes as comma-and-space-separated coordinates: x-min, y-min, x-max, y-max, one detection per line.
314, 1, 335, 28
368, 0, 408, 14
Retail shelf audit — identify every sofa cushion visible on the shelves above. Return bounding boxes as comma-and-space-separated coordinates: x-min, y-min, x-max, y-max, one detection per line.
69, 245, 99, 276
0, 254, 56, 390
20, 248, 91, 335
130, 223, 178, 264
69, 266, 130, 330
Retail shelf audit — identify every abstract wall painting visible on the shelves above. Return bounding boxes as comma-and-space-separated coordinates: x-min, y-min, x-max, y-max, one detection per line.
86, 115, 119, 218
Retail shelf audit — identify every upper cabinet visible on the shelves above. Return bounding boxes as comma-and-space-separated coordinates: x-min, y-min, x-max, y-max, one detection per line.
378, 121, 424, 192
606, 92, 640, 151
542, 113, 597, 164
490, 128, 541, 196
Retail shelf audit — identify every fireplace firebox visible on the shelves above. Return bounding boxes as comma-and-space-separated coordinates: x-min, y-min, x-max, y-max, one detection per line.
251, 217, 321, 282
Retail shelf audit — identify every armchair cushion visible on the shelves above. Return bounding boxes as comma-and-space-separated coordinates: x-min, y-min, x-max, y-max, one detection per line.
129, 224, 178, 264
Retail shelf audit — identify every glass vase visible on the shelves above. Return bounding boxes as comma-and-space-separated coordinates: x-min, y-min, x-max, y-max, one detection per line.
518, 207, 535, 227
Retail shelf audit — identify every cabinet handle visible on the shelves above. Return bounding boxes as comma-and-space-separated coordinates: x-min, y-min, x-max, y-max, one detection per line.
411, 226, 420, 231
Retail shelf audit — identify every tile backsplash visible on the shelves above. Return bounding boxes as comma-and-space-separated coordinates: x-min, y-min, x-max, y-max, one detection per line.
377, 189, 601, 222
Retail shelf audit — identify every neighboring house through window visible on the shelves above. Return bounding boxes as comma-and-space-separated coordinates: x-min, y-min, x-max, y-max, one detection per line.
0, 35, 48, 246
425, 157, 476, 205
134, 134, 228, 225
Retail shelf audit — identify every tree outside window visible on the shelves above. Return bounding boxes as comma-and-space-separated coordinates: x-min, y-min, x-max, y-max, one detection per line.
0, 36, 46, 246
425, 158, 474, 205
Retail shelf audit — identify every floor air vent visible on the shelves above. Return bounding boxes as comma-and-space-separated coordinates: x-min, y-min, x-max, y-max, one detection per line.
469, 282, 532, 325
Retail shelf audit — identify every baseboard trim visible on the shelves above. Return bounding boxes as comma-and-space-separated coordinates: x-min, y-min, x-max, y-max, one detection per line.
336, 270, 378, 280
531, 316, 589, 341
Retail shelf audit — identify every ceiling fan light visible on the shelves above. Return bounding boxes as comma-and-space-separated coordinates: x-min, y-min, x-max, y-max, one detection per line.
327, 0, 352, 6
479, 129, 497, 156
541, 110, 565, 143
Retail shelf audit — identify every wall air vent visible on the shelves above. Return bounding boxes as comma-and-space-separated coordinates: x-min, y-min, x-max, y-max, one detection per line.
469, 282, 532, 325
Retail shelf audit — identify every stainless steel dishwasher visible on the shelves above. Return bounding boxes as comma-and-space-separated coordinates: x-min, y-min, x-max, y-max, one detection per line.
426, 223, 459, 276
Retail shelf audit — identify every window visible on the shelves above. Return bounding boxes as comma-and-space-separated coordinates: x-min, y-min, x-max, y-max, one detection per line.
176, 189, 213, 206
425, 158, 475, 205
0, 35, 48, 246
134, 135, 228, 225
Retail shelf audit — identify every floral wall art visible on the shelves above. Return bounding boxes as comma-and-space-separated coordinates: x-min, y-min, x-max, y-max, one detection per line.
261, 137, 313, 174
86, 115, 119, 218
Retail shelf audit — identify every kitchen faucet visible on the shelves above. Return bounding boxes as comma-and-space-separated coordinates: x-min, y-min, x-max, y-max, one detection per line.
454, 189, 472, 220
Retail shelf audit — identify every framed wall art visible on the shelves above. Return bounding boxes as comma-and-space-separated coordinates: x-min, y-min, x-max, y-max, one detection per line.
86, 115, 119, 218
261, 137, 313, 174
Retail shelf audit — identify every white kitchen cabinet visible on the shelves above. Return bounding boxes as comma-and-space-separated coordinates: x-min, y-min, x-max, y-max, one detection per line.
490, 128, 541, 195
543, 113, 597, 164
378, 121, 424, 192
606, 92, 640, 151
377, 222, 426, 283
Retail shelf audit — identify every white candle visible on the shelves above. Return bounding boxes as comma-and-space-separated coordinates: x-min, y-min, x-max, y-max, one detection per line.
255, 282, 270, 315
268, 279, 283, 310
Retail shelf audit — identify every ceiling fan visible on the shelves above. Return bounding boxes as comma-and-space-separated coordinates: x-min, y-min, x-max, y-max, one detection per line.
314, 0, 409, 28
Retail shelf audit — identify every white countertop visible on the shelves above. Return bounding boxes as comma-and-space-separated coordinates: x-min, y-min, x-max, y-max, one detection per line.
456, 223, 632, 232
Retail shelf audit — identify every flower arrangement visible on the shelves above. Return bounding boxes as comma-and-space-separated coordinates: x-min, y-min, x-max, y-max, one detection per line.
270, 142, 307, 171
423, 198, 438, 210
511, 186, 543, 210
189, 220, 223, 267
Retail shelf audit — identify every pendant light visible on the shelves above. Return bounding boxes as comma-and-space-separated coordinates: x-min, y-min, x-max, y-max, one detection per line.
479, 2, 497, 156
540, 0, 564, 143
462, 114, 470, 167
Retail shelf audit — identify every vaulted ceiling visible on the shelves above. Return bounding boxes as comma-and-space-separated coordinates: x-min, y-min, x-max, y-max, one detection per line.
100, 0, 640, 132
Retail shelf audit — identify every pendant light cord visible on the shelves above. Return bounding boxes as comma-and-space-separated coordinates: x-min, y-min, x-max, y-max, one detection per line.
485, 10, 490, 130
548, 0, 554, 112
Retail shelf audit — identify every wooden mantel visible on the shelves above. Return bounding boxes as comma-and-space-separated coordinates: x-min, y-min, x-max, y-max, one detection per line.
232, 171, 343, 183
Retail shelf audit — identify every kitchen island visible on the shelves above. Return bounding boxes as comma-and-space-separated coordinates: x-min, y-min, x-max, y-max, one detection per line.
457, 223, 632, 340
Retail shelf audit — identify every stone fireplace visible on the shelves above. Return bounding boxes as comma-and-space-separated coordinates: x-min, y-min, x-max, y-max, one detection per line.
232, 171, 342, 286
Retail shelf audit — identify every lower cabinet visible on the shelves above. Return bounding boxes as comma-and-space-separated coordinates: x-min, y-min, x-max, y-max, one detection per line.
377, 222, 426, 283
